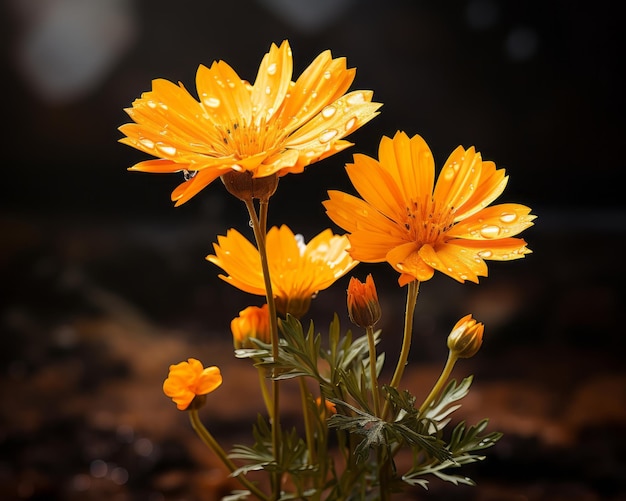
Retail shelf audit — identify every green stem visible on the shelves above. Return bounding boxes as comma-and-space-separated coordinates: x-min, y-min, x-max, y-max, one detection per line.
258, 367, 273, 419
383, 280, 420, 419
189, 408, 268, 501
418, 351, 459, 414
366, 325, 381, 417
298, 378, 316, 464
245, 198, 282, 499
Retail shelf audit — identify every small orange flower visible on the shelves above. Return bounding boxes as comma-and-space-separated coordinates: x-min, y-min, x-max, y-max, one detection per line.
119, 40, 381, 205
447, 314, 484, 359
324, 131, 536, 285
231, 304, 271, 349
207, 225, 358, 318
163, 358, 223, 410
347, 274, 381, 328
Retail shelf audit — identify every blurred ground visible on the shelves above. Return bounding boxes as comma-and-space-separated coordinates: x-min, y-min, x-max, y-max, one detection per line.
1, 213, 625, 501
1, 0, 625, 500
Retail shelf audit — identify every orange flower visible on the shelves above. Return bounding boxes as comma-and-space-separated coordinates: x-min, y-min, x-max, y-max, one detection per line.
163, 358, 222, 410
447, 314, 484, 358
324, 131, 536, 285
347, 274, 381, 328
207, 225, 358, 318
231, 304, 271, 349
119, 40, 381, 205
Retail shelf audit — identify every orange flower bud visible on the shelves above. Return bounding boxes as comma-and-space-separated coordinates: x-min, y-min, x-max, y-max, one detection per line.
163, 358, 223, 410
347, 274, 382, 328
315, 396, 337, 417
447, 314, 484, 359
230, 304, 271, 349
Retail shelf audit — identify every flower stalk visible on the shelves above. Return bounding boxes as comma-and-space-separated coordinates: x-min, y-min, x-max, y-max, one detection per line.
244, 198, 282, 499
189, 408, 268, 501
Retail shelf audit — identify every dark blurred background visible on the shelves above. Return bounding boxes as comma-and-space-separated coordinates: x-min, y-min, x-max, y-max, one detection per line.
1, 1, 625, 500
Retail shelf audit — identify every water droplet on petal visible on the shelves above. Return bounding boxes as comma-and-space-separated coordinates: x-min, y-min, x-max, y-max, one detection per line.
321, 105, 336, 118
265, 86, 272, 95
323, 70, 331, 79
319, 129, 338, 143
460, 274, 468, 280
183, 170, 197, 181
248, 219, 254, 227
500, 212, 517, 223
479, 225, 501, 238
267, 62, 277, 75
204, 97, 220, 108
477, 249, 492, 258
295, 234, 306, 254
232, 164, 244, 172
346, 93, 365, 105
147, 100, 157, 109
139, 138, 154, 149
345, 117, 356, 131
155, 142, 176, 156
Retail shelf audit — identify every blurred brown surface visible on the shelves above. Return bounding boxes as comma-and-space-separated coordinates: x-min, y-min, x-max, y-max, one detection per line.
1, 214, 625, 501
1, 1, 624, 499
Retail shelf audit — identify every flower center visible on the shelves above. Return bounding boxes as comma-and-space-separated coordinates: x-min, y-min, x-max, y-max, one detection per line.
404, 197, 456, 247
214, 115, 287, 159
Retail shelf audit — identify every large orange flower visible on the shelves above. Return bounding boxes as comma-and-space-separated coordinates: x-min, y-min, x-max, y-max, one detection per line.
324, 131, 535, 285
119, 40, 381, 205
207, 225, 358, 318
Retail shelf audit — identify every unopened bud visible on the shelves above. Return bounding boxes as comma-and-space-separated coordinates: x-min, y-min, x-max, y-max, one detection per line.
347, 274, 381, 328
447, 314, 484, 358
231, 304, 271, 350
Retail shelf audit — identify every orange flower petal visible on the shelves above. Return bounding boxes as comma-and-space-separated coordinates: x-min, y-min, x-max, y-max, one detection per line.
446, 203, 536, 240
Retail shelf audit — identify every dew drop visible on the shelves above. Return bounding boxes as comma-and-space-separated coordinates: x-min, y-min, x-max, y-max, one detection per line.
443, 166, 456, 181
183, 170, 197, 181
265, 86, 272, 95
345, 117, 356, 131
295, 234, 306, 254
346, 93, 365, 105
479, 225, 501, 238
155, 143, 176, 156
319, 129, 338, 143
477, 249, 492, 258
322, 105, 336, 118
204, 97, 220, 108
248, 219, 254, 227
323, 70, 332, 79
231, 164, 244, 172
460, 274, 468, 280
139, 138, 154, 149
147, 100, 157, 109
305, 150, 316, 157
267, 62, 277, 75
500, 212, 517, 223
